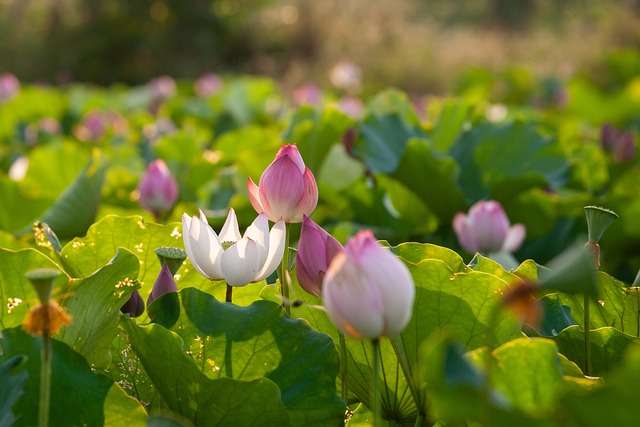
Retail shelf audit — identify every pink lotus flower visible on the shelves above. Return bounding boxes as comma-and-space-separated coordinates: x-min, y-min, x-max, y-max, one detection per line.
295, 215, 344, 296
452, 200, 526, 254
147, 263, 179, 306
322, 230, 415, 339
248, 144, 318, 223
194, 72, 222, 98
138, 159, 179, 219
0, 73, 20, 100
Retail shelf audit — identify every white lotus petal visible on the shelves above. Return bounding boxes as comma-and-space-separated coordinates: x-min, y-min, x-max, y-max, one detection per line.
255, 219, 286, 282
221, 238, 260, 286
189, 216, 224, 280
219, 207, 242, 243
182, 214, 208, 278
244, 213, 269, 267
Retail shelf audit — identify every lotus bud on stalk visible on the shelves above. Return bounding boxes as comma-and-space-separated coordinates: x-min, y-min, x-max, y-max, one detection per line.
322, 230, 415, 339
452, 200, 525, 255
137, 159, 179, 221
295, 215, 344, 297
248, 144, 318, 313
182, 208, 286, 302
147, 262, 179, 306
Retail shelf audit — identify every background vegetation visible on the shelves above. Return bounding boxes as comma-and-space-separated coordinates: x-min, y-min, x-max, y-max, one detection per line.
1, 0, 640, 95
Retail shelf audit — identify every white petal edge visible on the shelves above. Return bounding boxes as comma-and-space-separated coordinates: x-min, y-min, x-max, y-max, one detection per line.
243, 213, 270, 268
189, 215, 224, 280
501, 223, 526, 253
254, 219, 286, 282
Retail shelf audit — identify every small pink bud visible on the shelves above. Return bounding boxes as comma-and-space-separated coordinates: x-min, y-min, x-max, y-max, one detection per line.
194, 73, 222, 98
147, 263, 179, 306
138, 159, 179, 219
0, 73, 20, 100
322, 230, 415, 339
295, 215, 344, 296
337, 96, 364, 119
247, 144, 318, 223
148, 75, 176, 101
452, 200, 526, 254
292, 84, 322, 107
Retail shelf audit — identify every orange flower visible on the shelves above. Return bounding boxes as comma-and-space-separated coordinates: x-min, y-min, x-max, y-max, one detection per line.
23, 301, 72, 335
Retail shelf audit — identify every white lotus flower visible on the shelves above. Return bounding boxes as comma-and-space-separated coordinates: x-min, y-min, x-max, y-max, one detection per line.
182, 208, 286, 287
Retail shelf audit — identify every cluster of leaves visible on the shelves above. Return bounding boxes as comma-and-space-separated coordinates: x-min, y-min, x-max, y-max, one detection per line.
0, 63, 639, 425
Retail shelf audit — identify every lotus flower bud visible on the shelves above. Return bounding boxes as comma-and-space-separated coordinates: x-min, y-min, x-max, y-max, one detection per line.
322, 230, 415, 339
600, 123, 636, 163
138, 159, 179, 220
121, 290, 145, 318
292, 84, 322, 107
0, 73, 20, 101
452, 200, 525, 254
295, 215, 344, 296
194, 72, 222, 98
147, 263, 179, 306
247, 144, 318, 223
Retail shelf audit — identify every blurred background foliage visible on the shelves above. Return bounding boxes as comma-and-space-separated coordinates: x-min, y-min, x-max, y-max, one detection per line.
1, 0, 640, 94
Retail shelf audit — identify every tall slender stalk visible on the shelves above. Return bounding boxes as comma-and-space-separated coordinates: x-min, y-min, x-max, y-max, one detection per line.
39, 332, 52, 427
372, 338, 381, 427
226, 283, 233, 303
584, 293, 592, 375
280, 223, 291, 316
338, 332, 349, 402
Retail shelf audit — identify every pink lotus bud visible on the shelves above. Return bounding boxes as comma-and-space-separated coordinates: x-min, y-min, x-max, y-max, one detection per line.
452, 200, 526, 254
194, 72, 222, 98
337, 96, 364, 119
329, 61, 362, 93
600, 123, 636, 163
121, 290, 145, 317
612, 131, 636, 163
247, 144, 318, 223
292, 84, 322, 107
322, 230, 415, 339
147, 75, 176, 101
295, 215, 344, 296
0, 73, 20, 100
138, 159, 179, 219
147, 262, 179, 306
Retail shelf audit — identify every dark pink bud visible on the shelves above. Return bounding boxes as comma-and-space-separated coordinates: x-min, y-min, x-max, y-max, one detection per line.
138, 159, 179, 219
600, 123, 618, 152
295, 215, 344, 296
248, 144, 318, 223
147, 263, 179, 306
121, 290, 145, 317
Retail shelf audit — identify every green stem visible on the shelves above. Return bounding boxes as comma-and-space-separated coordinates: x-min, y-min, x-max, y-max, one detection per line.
372, 338, 381, 427
338, 332, 349, 402
414, 413, 425, 427
390, 335, 424, 420
226, 283, 233, 304
584, 293, 592, 375
280, 223, 291, 316
39, 333, 52, 427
